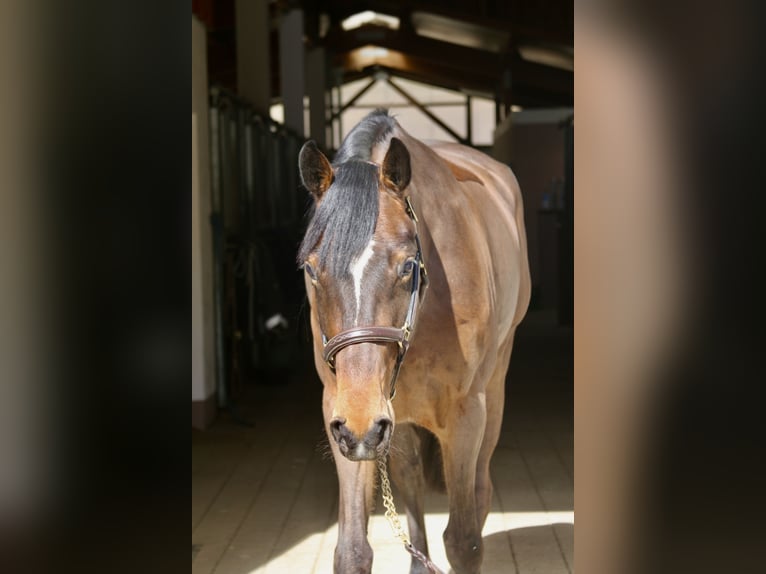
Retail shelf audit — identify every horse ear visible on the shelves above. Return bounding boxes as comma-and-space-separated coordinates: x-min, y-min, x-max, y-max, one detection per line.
299, 140, 333, 199
381, 137, 411, 195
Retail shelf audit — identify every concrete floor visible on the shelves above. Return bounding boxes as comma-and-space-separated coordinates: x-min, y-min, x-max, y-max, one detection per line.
192, 310, 573, 574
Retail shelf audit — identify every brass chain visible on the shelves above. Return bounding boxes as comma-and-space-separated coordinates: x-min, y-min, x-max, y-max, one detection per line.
376, 455, 446, 574
377, 455, 411, 545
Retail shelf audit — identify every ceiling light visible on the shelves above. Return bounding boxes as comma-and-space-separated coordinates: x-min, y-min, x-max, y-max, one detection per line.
358, 46, 390, 58
341, 11, 400, 31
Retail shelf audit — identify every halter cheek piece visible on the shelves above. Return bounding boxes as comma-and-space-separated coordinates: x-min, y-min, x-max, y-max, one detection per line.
320, 196, 428, 400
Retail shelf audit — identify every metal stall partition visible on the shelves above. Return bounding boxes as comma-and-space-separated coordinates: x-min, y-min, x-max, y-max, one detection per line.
209, 87, 307, 412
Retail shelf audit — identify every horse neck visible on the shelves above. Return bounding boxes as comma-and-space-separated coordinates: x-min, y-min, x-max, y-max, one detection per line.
407, 152, 453, 255
371, 130, 448, 266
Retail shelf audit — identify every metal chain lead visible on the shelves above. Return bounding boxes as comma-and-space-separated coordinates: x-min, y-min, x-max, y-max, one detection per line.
377, 455, 410, 545
377, 455, 446, 574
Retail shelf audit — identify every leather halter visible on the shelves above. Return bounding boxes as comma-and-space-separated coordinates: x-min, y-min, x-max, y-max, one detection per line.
321, 197, 428, 400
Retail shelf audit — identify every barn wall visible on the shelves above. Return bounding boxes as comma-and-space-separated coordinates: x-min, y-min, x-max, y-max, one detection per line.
493, 108, 572, 309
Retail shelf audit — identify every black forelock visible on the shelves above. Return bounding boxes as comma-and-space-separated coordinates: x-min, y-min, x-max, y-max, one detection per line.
298, 162, 379, 276
298, 110, 396, 276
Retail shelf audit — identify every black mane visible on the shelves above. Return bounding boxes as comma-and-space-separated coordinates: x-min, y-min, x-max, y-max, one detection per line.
298, 109, 397, 276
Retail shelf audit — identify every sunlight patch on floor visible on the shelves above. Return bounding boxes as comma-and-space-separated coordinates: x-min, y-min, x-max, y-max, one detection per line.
251, 510, 574, 574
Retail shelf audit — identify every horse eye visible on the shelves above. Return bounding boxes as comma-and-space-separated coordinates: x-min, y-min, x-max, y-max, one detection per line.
400, 259, 415, 277
303, 263, 318, 282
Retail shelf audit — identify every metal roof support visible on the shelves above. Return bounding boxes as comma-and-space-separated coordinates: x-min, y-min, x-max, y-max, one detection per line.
385, 77, 468, 145
326, 77, 377, 124
466, 94, 472, 146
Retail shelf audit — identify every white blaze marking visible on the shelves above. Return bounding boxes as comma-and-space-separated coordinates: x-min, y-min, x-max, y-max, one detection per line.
350, 240, 375, 320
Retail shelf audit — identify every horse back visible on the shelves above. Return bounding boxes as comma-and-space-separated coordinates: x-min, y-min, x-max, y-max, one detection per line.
424, 140, 531, 336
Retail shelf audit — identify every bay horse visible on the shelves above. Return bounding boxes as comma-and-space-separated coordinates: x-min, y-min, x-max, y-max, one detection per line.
298, 109, 530, 574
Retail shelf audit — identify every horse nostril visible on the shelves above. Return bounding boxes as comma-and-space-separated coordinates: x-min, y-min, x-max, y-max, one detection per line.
372, 417, 393, 444
329, 418, 347, 443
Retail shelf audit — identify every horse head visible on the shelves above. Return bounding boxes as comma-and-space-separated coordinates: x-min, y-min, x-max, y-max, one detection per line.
298, 137, 426, 461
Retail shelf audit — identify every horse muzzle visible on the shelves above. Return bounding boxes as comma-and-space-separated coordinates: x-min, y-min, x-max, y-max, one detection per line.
329, 416, 392, 461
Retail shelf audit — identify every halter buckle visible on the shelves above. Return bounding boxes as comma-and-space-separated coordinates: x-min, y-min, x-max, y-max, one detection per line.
322, 333, 336, 371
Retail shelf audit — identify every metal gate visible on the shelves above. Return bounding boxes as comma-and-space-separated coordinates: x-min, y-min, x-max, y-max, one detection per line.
208, 87, 307, 410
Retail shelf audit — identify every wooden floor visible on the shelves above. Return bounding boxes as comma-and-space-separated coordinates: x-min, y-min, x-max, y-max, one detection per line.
192, 310, 573, 573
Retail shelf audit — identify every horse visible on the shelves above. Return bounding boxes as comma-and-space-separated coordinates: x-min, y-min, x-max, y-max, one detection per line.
297, 109, 530, 574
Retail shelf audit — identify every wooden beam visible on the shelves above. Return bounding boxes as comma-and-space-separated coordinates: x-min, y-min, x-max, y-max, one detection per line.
325, 24, 503, 78
325, 1, 572, 47
337, 50, 497, 95
328, 24, 572, 102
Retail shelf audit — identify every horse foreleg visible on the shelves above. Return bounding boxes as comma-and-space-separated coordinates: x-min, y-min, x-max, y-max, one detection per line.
388, 423, 431, 574
441, 395, 487, 574
325, 396, 376, 574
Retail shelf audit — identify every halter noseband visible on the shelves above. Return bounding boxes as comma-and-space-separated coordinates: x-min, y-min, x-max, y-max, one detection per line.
320, 196, 428, 400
